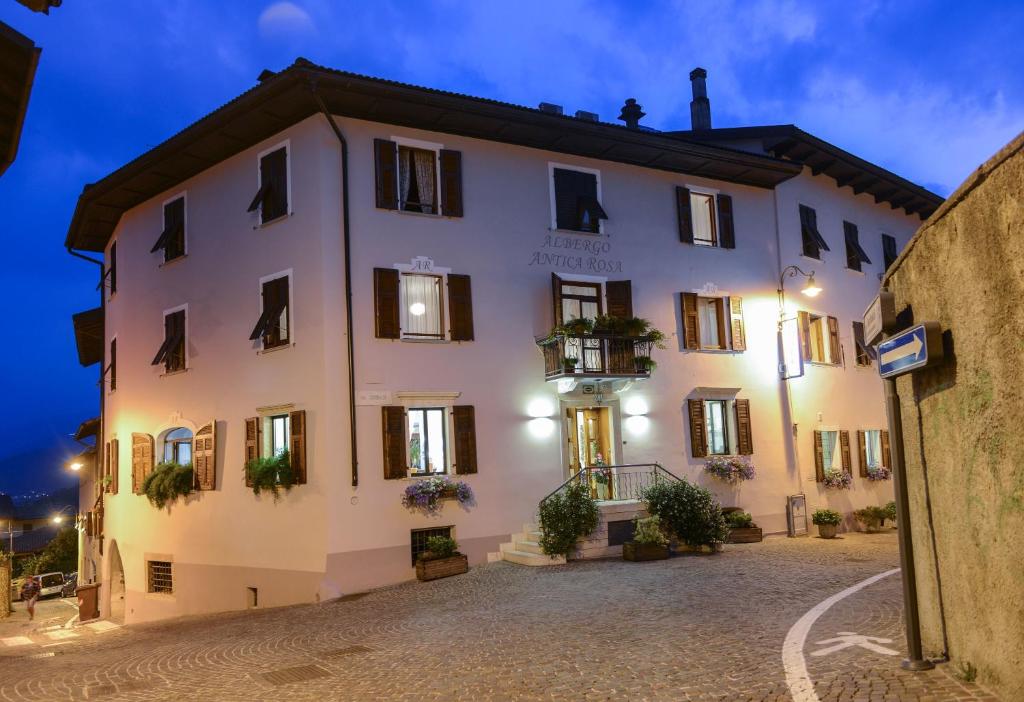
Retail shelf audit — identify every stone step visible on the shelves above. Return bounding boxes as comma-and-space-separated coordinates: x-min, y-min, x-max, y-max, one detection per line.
515, 540, 544, 555
501, 549, 566, 567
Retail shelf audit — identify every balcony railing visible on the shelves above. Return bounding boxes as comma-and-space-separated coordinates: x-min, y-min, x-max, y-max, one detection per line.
537, 333, 655, 380
541, 463, 681, 506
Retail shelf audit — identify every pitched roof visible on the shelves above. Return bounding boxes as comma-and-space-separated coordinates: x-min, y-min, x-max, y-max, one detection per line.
65, 58, 802, 252
72, 307, 103, 366
0, 21, 41, 178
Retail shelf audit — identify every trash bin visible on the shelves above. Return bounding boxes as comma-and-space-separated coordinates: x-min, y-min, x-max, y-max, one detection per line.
76, 583, 100, 622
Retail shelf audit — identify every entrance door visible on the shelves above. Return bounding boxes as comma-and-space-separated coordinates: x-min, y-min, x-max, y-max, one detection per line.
108, 541, 125, 624
565, 406, 614, 499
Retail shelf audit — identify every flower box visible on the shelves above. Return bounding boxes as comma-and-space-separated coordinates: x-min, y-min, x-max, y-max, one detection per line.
415, 553, 469, 581
817, 524, 838, 539
726, 527, 763, 544
622, 542, 670, 561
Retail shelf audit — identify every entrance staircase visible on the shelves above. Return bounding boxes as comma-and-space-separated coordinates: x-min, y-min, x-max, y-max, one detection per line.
489, 523, 566, 566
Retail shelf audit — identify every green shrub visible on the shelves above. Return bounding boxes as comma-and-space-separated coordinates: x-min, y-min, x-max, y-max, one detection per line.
854, 506, 888, 528
641, 479, 728, 548
632, 515, 668, 546
141, 462, 194, 509
725, 511, 755, 529
422, 535, 459, 560
246, 450, 294, 498
811, 508, 843, 526
883, 501, 897, 522
538, 481, 599, 556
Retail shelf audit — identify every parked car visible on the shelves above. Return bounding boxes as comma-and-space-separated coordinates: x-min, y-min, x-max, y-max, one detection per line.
37, 572, 65, 599
61, 572, 78, 598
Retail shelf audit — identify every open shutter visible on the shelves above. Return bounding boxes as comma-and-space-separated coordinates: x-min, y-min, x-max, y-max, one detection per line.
439, 149, 463, 217
798, 311, 812, 362
131, 433, 153, 494
193, 422, 216, 490
734, 399, 753, 455
687, 399, 707, 458
374, 139, 398, 210
373, 267, 401, 339
827, 316, 841, 364
382, 406, 407, 480
244, 417, 260, 487
676, 186, 693, 243
260, 148, 288, 222
840, 430, 852, 475
729, 296, 746, 351
606, 280, 633, 318
714, 298, 727, 348
716, 194, 735, 249
880, 430, 892, 470
857, 430, 868, 478
110, 438, 119, 494
551, 273, 564, 326
453, 405, 478, 475
104, 441, 111, 493
289, 410, 307, 484
681, 292, 700, 350
447, 274, 474, 341
813, 430, 825, 482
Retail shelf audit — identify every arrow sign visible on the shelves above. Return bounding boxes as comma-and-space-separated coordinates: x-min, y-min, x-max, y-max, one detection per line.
878, 323, 943, 378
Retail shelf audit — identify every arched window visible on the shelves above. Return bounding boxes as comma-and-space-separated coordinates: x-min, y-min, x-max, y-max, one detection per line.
163, 427, 193, 465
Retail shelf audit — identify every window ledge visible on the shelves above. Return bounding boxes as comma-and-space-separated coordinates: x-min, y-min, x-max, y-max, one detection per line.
799, 253, 823, 263
845, 267, 866, 276
160, 368, 189, 378
403, 473, 452, 481
258, 342, 294, 355
159, 254, 188, 269
687, 348, 740, 354
393, 208, 441, 219
805, 361, 840, 368
400, 337, 449, 344
145, 592, 176, 602
549, 227, 604, 237
255, 212, 294, 229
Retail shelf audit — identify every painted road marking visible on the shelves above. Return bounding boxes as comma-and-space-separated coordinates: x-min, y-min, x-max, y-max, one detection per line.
1, 636, 33, 648
782, 568, 900, 702
811, 632, 899, 657
43, 630, 79, 641
84, 620, 120, 633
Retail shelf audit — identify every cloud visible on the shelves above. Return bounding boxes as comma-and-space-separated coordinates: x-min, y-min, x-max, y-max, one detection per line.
258, 2, 315, 38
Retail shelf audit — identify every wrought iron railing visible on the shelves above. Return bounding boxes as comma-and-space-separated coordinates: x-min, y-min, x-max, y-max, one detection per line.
539, 463, 681, 508
536, 333, 655, 378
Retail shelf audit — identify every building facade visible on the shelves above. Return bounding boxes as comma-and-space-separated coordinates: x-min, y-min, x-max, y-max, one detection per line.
67, 61, 941, 623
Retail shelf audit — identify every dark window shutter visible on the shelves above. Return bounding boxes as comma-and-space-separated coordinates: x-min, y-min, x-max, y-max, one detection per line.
259, 148, 288, 222
131, 433, 154, 494
153, 197, 185, 257
373, 268, 401, 339
110, 438, 118, 494
447, 274, 474, 341
882, 234, 898, 270
729, 296, 746, 351
109, 338, 117, 391
827, 315, 841, 364
797, 311, 812, 361
382, 406, 407, 479
289, 410, 307, 484
687, 399, 707, 458
374, 139, 398, 210
108, 242, 117, 294
714, 298, 727, 348
244, 417, 260, 487
880, 430, 892, 470
840, 430, 852, 475
716, 194, 735, 248
605, 280, 633, 318
551, 273, 564, 326
676, 186, 693, 243
800, 204, 830, 258
193, 421, 216, 490
813, 430, 825, 482
553, 169, 599, 231
439, 149, 463, 217
734, 399, 753, 455
681, 292, 700, 350
453, 405, 478, 475
857, 430, 868, 478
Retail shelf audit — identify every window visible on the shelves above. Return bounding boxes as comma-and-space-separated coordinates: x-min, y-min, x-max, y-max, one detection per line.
690, 192, 717, 246
800, 312, 840, 365
686, 398, 753, 457
244, 410, 307, 484
882, 233, 898, 270
247, 145, 288, 224
799, 204, 830, 259
677, 187, 735, 249
152, 308, 186, 373
107, 241, 117, 296
411, 526, 452, 566
269, 414, 289, 457
819, 430, 839, 471
852, 321, 874, 366
147, 560, 173, 594
152, 195, 185, 262
698, 298, 724, 349
408, 407, 447, 475
400, 273, 444, 340
863, 430, 883, 471
808, 314, 832, 363
250, 274, 290, 349
398, 145, 438, 214
374, 140, 462, 216
844, 221, 871, 272
108, 337, 117, 392
681, 293, 745, 352
704, 400, 729, 455
552, 167, 607, 233
163, 427, 193, 465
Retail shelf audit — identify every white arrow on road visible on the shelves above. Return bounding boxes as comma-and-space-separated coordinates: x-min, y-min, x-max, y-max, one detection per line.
880, 333, 922, 366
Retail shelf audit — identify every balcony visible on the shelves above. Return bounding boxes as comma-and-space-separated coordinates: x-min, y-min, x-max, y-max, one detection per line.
537, 332, 655, 383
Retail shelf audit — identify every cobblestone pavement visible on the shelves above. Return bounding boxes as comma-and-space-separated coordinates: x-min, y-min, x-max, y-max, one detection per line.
0, 532, 998, 701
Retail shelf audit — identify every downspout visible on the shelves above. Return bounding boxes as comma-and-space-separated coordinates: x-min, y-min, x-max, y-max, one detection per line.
309, 86, 360, 488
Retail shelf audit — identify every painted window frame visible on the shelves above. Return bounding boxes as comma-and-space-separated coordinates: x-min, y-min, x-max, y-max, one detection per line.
391, 135, 444, 216
160, 304, 189, 374
818, 428, 841, 472
393, 259, 453, 342
256, 139, 292, 226
548, 162, 605, 235
257, 269, 294, 351
686, 184, 721, 248
407, 406, 450, 476
160, 190, 188, 264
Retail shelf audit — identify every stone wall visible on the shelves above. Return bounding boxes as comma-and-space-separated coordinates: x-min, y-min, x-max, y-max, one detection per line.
573, 501, 648, 559
886, 131, 1024, 701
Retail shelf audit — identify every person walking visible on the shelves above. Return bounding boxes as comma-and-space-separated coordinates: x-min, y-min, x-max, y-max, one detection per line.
20, 576, 41, 621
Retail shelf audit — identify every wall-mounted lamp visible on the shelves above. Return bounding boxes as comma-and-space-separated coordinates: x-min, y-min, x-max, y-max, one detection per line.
778, 265, 823, 319
68, 461, 83, 472
624, 397, 649, 416
527, 398, 555, 419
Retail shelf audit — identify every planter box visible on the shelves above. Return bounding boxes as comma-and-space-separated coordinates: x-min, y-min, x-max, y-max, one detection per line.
816, 524, 838, 539
416, 554, 468, 581
726, 527, 763, 544
623, 542, 670, 561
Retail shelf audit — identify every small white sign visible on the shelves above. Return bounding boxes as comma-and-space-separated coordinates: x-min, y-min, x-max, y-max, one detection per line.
863, 291, 895, 346
780, 316, 805, 380
356, 390, 392, 406
410, 256, 434, 272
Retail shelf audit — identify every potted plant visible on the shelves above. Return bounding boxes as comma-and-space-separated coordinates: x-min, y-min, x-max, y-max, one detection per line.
562, 356, 579, 372
822, 469, 853, 490
538, 481, 599, 557
640, 479, 729, 553
623, 316, 651, 337
592, 314, 625, 335
401, 476, 474, 514
866, 465, 893, 481
853, 506, 888, 533
724, 509, 763, 543
246, 450, 295, 499
704, 456, 756, 485
561, 318, 593, 336
812, 508, 843, 539
883, 501, 897, 527
141, 461, 194, 509
415, 535, 468, 581
634, 355, 656, 372
623, 515, 670, 561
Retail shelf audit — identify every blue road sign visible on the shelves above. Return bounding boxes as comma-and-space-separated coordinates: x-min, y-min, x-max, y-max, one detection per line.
878, 323, 942, 378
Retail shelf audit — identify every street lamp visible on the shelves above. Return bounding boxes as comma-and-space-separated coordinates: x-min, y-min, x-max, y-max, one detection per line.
778, 264, 822, 313
68, 461, 83, 472
51, 506, 75, 526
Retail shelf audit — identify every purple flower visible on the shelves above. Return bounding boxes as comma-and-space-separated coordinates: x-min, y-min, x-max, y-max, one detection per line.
866, 466, 892, 481
703, 456, 756, 484
822, 469, 853, 490
401, 476, 474, 513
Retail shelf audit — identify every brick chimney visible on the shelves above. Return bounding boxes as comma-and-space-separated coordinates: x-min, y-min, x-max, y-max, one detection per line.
689, 68, 711, 131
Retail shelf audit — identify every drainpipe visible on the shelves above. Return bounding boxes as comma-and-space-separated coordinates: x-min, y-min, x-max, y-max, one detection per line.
308, 86, 360, 488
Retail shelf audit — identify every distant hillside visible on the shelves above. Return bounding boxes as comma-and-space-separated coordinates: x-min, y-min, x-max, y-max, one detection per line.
0, 442, 82, 496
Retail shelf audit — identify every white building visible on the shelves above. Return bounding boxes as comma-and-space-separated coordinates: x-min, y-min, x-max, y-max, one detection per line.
68, 61, 941, 624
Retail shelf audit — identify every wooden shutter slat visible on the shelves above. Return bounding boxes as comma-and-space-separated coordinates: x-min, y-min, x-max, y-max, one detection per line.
605, 280, 633, 318
244, 417, 259, 487
813, 430, 825, 482
373, 268, 401, 339
687, 399, 707, 458
716, 194, 735, 249
439, 149, 463, 217
374, 139, 398, 210
676, 186, 693, 243
798, 311, 812, 362
681, 292, 700, 350
382, 406, 407, 480
840, 430, 852, 475
714, 298, 727, 349
289, 410, 307, 484
110, 438, 119, 494
260, 148, 288, 222
729, 296, 746, 351
104, 441, 112, 494
194, 422, 217, 490
447, 274, 474, 341
734, 399, 753, 456
857, 430, 868, 478
131, 433, 153, 494
880, 430, 892, 470
453, 405, 478, 475
828, 316, 841, 365
551, 273, 564, 326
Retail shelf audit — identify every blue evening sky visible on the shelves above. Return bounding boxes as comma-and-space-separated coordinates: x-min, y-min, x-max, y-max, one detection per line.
1, 0, 1021, 492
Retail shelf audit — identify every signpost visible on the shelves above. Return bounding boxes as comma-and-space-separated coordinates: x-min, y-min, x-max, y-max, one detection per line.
863, 291, 895, 346
878, 323, 943, 379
